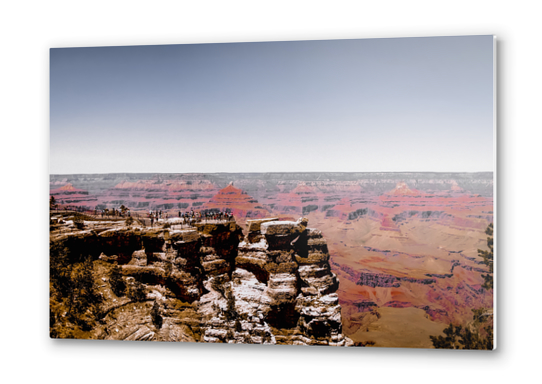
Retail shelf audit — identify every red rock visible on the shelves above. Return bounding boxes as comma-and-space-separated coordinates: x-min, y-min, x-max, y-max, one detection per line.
202, 182, 270, 220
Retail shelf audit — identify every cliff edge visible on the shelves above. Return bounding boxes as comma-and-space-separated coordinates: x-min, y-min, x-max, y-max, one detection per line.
49, 213, 352, 346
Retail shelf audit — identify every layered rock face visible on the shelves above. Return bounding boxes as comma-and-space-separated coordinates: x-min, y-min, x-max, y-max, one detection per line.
50, 214, 351, 346
220, 217, 349, 345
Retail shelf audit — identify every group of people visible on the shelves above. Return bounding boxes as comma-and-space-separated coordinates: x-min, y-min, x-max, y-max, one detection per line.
100, 208, 130, 218
148, 209, 168, 226
148, 209, 235, 227
181, 209, 234, 222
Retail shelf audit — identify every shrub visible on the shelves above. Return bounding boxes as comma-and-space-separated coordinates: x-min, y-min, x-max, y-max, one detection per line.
49, 247, 102, 337
210, 278, 225, 296
151, 301, 163, 329
477, 223, 494, 290
127, 281, 146, 302
163, 262, 173, 277
234, 318, 242, 333
73, 218, 85, 230
109, 266, 126, 297
429, 308, 493, 350
224, 288, 237, 321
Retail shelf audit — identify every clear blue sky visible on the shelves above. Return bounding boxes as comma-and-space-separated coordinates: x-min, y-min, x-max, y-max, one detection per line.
50, 35, 494, 174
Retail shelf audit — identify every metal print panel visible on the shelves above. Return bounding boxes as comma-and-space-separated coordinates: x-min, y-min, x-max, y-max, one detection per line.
49, 36, 495, 349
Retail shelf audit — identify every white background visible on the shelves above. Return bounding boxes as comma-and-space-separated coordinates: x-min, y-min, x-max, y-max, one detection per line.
1, 0, 539, 382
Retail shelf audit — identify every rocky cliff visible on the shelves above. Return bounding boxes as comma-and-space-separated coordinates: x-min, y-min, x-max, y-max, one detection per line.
49, 213, 352, 346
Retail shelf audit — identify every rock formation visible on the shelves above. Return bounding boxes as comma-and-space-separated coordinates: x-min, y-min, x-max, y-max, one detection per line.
49, 213, 352, 346
202, 183, 270, 220
385, 181, 421, 196
50, 183, 97, 206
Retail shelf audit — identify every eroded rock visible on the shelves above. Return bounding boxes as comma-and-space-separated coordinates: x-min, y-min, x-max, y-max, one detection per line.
50, 215, 351, 346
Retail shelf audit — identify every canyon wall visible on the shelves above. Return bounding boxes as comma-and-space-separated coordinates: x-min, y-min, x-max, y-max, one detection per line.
50, 214, 352, 346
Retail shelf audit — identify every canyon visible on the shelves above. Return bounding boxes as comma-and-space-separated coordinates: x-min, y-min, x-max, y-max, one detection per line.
50, 172, 494, 348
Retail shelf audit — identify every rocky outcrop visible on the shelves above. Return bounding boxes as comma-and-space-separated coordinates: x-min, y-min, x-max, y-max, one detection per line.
229, 217, 349, 345
50, 214, 351, 346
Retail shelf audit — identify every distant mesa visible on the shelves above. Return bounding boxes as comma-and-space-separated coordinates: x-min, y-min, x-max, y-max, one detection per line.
51, 183, 81, 192
50, 183, 95, 205
269, 182, 321, 215
202, 182, 270, 219
50, 183, 87, 195
386, 181, 421, 196
450, 180, 465, 193
290, 182, 315, 195
59, 183, 77, 191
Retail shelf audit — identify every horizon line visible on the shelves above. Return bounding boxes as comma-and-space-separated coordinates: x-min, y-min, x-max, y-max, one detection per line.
50, 170, 495, 176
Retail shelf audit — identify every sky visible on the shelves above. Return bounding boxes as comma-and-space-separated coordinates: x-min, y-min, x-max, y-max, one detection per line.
50, 35, 494, 174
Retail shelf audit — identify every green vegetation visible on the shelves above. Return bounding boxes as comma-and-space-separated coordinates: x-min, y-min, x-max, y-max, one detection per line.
127, 281, 146, 302
73, 217, 85, 230
430, 308, 493, 350
119, 205, 128, 216
234, 318, 242, 332
477, 223, 494, 290
163, 262, 173, 277
50, 244, 102, 338
50, 196, 57, 210
109, 265, 126, 297
224, 287, 237, 321
429, 223, 494, 350
151, 301, 163, 329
